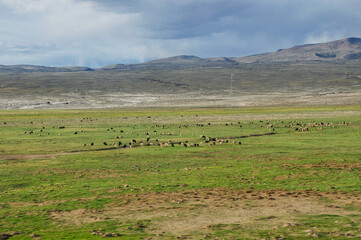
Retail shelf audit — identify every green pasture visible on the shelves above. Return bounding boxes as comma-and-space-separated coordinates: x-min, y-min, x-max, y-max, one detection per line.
0, 106, 360, 239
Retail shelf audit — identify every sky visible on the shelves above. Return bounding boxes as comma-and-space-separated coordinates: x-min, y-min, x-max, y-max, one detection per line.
0, 0, 361, 67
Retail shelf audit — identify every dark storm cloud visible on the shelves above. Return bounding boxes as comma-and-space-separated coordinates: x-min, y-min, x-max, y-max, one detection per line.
0, 0, 361, 67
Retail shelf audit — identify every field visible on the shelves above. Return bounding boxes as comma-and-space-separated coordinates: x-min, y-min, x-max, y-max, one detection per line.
0, 106, 361, 239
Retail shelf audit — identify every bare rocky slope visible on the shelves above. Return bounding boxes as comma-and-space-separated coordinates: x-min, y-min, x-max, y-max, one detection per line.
100, 37, 361, 70
233, 37, 361, 63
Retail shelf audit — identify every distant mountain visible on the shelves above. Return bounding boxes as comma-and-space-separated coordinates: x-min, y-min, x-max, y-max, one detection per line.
146, 55, 204, 64
1, 37, 361, 74
100, 55, 238, 71
0, 65, 94, 73
233, 37, 361, 63
100, 37, 361, 70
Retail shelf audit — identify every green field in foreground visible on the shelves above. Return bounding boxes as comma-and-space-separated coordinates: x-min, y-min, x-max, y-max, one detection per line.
0, 106, 361, 239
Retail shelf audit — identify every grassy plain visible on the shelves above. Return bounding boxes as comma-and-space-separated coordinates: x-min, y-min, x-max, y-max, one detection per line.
0, 106, 361, 239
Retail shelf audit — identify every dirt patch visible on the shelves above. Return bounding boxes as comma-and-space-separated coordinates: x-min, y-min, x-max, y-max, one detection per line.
50, 209, 105, 226
50, 188, 361, 236
0, 153, 77, 161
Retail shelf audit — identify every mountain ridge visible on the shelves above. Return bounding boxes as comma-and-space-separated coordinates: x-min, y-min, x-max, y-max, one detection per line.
0, 64, 94, 73
234, 37, 361, 63
1, 37, 361, 73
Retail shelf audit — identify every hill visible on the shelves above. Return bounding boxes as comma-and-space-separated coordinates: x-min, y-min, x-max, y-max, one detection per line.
234, 37, 361, 63
1, 37, 361, 73
0, 37, 361, 109
100, 55, 239, 71
0, 65, 94, 73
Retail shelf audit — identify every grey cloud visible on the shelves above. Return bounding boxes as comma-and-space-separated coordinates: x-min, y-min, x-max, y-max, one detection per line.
0, 0, 361, 67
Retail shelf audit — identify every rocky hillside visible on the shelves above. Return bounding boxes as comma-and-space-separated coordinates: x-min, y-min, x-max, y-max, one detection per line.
234, 37, 361, 63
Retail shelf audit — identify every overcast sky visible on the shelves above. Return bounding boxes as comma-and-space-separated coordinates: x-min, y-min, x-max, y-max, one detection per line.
0, 0, 361, 67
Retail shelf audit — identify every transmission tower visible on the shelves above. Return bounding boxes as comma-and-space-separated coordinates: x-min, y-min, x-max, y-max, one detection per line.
229, 73, 234, 109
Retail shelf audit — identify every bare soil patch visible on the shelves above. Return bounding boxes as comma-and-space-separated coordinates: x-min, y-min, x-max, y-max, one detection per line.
50, 209, 105, 226
50, 188, 361, 236
1, 89, 361, 110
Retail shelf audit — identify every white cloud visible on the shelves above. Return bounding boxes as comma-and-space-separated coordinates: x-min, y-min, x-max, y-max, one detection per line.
0, 0, 144, 66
